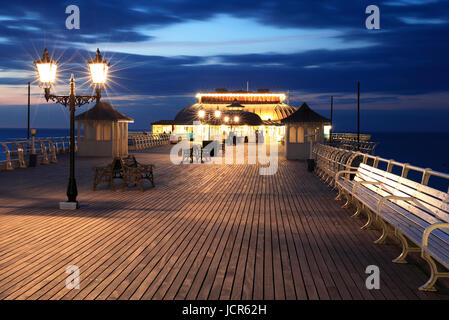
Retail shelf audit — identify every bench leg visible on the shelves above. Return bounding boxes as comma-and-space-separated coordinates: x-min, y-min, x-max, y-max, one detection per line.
392, 230, 420, 264
342, 192, 351, 208
351, 202, 362, 218
419, 251, 449, 292
334, 187, 343, 201
374, 219, 392, 244
361, 209, 374, 230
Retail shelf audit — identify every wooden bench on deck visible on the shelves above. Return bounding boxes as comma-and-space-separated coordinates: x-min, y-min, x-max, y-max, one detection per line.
335, 162, 449, 291
93, 155, 155, 191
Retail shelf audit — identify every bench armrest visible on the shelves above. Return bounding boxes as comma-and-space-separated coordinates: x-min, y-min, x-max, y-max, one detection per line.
422, 223, 449, 247
335, 170, 358, 182
376, 195, 415, 215
352, 181, 383, 195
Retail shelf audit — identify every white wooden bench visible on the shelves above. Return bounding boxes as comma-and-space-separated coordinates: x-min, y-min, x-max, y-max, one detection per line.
335, 162, 449, 291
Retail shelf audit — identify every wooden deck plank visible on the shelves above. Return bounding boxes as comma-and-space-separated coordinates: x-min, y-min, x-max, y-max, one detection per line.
0, 145, 448, 300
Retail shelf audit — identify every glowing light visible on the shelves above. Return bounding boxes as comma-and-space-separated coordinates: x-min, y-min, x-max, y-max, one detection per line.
195, 92, 286, 103
88, 49, 109, 84
324, 125, 332, 135
89, 63, 109, 84
34, 49, 57, 85
234, 116, 240, 123
36, 63, 57, 84
198, 109, 206, 118
224, 116, 230, 123
196, 93, 286, 99
214, 109, 221, 118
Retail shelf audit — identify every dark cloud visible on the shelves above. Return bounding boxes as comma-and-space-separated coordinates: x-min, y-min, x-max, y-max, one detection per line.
0, 0, 449, 130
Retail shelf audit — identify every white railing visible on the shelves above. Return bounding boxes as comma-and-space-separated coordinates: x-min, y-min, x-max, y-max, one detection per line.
0, 136, 76, 171
313, 143, 449, 192
331, 133, 371, 142
329, 133, 378, 154
128, 133, 170, 151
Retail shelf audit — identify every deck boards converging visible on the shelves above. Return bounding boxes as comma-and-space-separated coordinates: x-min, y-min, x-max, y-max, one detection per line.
0, 145, 448, 300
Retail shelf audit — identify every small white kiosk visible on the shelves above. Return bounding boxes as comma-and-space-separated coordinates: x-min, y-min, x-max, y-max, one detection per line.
75, 101, 134, 158
281, 103, 330, 160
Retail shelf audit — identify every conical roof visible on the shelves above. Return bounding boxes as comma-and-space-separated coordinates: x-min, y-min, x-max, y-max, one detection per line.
281, 102, 330, 123
75, 101, 134, 122
226, 99, 245, 110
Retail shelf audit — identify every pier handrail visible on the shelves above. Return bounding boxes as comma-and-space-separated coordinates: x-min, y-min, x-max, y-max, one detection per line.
128, 133, 170, 151
313, 144, 363, 186
0, 136, 72, 171
314, 143, 449, 192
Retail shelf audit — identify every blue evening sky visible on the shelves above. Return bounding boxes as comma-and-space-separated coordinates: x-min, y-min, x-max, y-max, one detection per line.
0, 0, 448, 132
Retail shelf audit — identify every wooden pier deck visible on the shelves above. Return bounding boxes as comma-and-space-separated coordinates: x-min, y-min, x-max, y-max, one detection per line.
0, 145, 448, 300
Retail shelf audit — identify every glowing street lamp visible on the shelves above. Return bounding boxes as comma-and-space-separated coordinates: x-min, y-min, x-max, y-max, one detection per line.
198, 109, 206, 118
34, 48, 109, 209
224, 116, 230, 123
34, 49, 57, 86
234, 116, 240, 123
214, 107, 221, 118
88, 49, 109, 84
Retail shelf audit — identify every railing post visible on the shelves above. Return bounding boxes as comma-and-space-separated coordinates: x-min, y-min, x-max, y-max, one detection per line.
47, 140, 58, 163
15, 142, 27, 168
421, 168, 432, 186
39, 140, 49, 165
59, 137, 66, 153
0, 142, 14, 171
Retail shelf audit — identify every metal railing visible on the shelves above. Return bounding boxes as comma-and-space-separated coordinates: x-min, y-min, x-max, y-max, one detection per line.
0, 136, 76, 171
128, 133, 170, 151
331, 133, 371, 142
329, 133, 378, 154
313, 143, 449, 192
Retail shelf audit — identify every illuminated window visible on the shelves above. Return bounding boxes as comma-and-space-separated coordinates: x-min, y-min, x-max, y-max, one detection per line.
289, 126, 297, 143
297, 126, 304, 143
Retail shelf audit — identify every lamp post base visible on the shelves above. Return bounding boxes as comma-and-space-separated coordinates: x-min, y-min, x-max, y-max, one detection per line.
59, 201, 79, 210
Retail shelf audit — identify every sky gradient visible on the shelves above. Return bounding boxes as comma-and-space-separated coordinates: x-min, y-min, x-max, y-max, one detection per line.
0, 0, 448, 132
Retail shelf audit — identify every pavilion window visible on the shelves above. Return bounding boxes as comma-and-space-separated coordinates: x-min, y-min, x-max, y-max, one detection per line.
297, 126, 304, 143
289, 126, 297, 143
103, 123, 112, 141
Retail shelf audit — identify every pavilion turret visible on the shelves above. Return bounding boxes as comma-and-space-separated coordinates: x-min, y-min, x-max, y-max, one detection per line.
75, 101, 134, 157
281, 102, 330, 160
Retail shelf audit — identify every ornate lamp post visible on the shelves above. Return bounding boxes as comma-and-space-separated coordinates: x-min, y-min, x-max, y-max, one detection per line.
34, 48, 109, 209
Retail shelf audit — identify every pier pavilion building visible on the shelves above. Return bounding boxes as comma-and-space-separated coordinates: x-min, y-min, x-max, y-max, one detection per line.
151, 89, 330, 145
152, 89, 296, 142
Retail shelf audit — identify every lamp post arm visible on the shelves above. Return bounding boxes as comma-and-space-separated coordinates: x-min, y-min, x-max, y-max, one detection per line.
44, 93, 99, 107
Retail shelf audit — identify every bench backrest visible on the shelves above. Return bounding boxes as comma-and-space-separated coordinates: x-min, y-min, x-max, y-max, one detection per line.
354, 163, 449, 224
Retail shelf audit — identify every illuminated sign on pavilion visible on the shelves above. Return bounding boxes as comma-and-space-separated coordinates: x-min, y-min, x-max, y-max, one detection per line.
195, 92, 286, 104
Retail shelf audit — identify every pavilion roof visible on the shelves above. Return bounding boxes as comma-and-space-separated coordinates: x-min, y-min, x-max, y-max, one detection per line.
281, 102, 330, 124
75, 101, 134, 123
